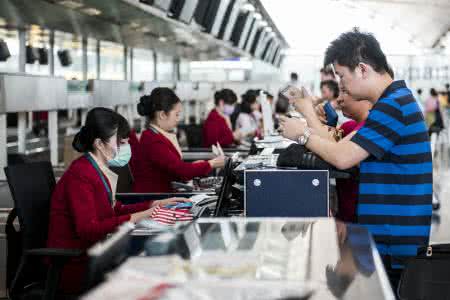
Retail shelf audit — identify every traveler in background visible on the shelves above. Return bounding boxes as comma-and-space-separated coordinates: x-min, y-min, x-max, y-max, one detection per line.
203, 89, 242, 147
320, 66, 336, 82
425, 88, 440, 128
236, 91, 260, 142
318, 80, 349, 125
133, 88, 225, 193
290, 72, 300, 88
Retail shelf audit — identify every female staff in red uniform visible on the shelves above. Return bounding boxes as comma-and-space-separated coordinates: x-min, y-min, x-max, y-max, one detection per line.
203, 89, 242, 147
47, 108, 186, 293
132, 88, 225, 193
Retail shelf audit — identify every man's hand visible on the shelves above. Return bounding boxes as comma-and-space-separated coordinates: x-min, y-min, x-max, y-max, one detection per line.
315, 103, 327, 124
278, 116, 308, 141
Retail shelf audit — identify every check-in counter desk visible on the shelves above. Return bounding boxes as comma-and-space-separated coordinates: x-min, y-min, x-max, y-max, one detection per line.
182, 147, 249, 162
231, 153, 353, 217
82, 218, 394, 300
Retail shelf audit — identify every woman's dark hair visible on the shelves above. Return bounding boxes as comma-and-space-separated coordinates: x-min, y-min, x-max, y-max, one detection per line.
116, 113, 131, 140
214, 89, 237, 106
320, 80, 339, 99
72, 107, 126, 153
324, 28, 390, 75
275, 97, 289, 114
241, 96, 258, 114
430, 88, 438, 97
137, 87, 181, 120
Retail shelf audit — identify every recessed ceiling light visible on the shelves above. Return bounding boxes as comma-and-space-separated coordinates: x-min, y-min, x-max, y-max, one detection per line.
59, 0, 84, 10
80, 7, 102, 16
159, 36, 167, 42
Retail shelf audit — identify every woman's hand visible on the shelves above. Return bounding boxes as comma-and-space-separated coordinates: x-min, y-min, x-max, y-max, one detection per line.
130, 207, 156, 223
151, 197, 190, 207
208, 155, 226, 169
233, 130, 242, 142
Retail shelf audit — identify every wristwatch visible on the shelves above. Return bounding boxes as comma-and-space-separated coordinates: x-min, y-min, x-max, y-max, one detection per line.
298, 127, 312, 145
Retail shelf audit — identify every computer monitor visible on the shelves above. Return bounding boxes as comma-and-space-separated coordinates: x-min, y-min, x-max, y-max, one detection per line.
214, 158, 234, 217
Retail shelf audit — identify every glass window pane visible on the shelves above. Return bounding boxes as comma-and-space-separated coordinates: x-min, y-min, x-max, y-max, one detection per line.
100, 40, 124, 80
157, 53, 174, 81
25, 25, 50, 75
0, 28, 19, 73
54, 31, 83, 80
132, 48, 154, 81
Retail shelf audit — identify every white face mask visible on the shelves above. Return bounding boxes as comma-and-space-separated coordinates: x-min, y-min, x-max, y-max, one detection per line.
97, 140, 118, 163
108, 144, 132, 167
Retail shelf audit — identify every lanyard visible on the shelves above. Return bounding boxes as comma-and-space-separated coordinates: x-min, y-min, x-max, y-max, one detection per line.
84, 153, 113, 205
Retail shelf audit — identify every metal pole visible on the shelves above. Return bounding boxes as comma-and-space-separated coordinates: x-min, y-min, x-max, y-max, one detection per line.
48, 111, 58, 166
17, 112, 26, 153
82, 37, 88, 80
153, 51, 158, 81
0, 114, 7, 180
96, 40, 101, 79
123, 46, 128, 80
130, 48, 134, 81
18, 29, 26, 73
49, 30, 55, 76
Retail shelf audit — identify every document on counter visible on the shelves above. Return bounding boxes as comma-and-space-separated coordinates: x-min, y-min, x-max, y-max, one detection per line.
260, 147, 275, 155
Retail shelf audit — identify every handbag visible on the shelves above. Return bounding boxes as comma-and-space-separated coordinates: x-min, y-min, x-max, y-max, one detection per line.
398, 244, 450, 300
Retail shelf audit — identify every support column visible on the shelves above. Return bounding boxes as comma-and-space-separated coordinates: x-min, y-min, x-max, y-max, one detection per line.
96, 40, 101, 79
48, 111, 58, 166
18, 29, 26, 73
0, 114, 7, 180
27, 112, 33, 132
49, 31, 55, 76
123, 47, 128, 80
81, 109, 88, 125
195, 100, 200, 125
82, 37, 88, 80
153, 52, 158, 81
184, 101, 190, 125
17, 112, 27, 153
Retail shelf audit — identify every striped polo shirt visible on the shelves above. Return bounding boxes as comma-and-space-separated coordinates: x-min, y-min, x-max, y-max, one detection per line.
351, 80, 432, 269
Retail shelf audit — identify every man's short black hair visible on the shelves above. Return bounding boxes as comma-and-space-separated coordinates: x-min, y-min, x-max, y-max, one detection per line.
320, 80, 339, 99
320, 67, 334, 76
214, 89, 237, 106
324, 28, 391, 75
290, 72, 298, 80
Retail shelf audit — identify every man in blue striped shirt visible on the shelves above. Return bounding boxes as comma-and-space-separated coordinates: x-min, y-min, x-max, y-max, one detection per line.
279, 28, 432, 292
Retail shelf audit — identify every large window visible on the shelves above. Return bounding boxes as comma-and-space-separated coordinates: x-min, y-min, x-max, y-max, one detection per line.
86, 38, 98, 80
25, 25, 50, 76
132, 48, 154, 81
100, 40, 124, 80
0, 27, 19, 73
156, 53, 174, 81
54, 31, 83, 79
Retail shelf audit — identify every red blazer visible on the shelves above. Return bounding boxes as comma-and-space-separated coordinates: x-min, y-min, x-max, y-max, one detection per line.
46, 155, 150, 293
132, 128, 212, 193
203, 109, 234, 147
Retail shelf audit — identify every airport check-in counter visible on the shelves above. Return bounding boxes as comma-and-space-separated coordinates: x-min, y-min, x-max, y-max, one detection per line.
82, 218, 394, 300
230, 137, 352, 218
0, 73, 68, 173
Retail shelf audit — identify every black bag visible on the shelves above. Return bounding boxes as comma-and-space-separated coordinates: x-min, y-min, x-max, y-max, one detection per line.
5, 208, 22, 291
276, 144, 333, 170
399, 244, 450, 300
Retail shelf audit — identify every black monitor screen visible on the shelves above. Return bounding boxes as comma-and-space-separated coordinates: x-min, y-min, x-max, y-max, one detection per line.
214, 158, 234, 217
